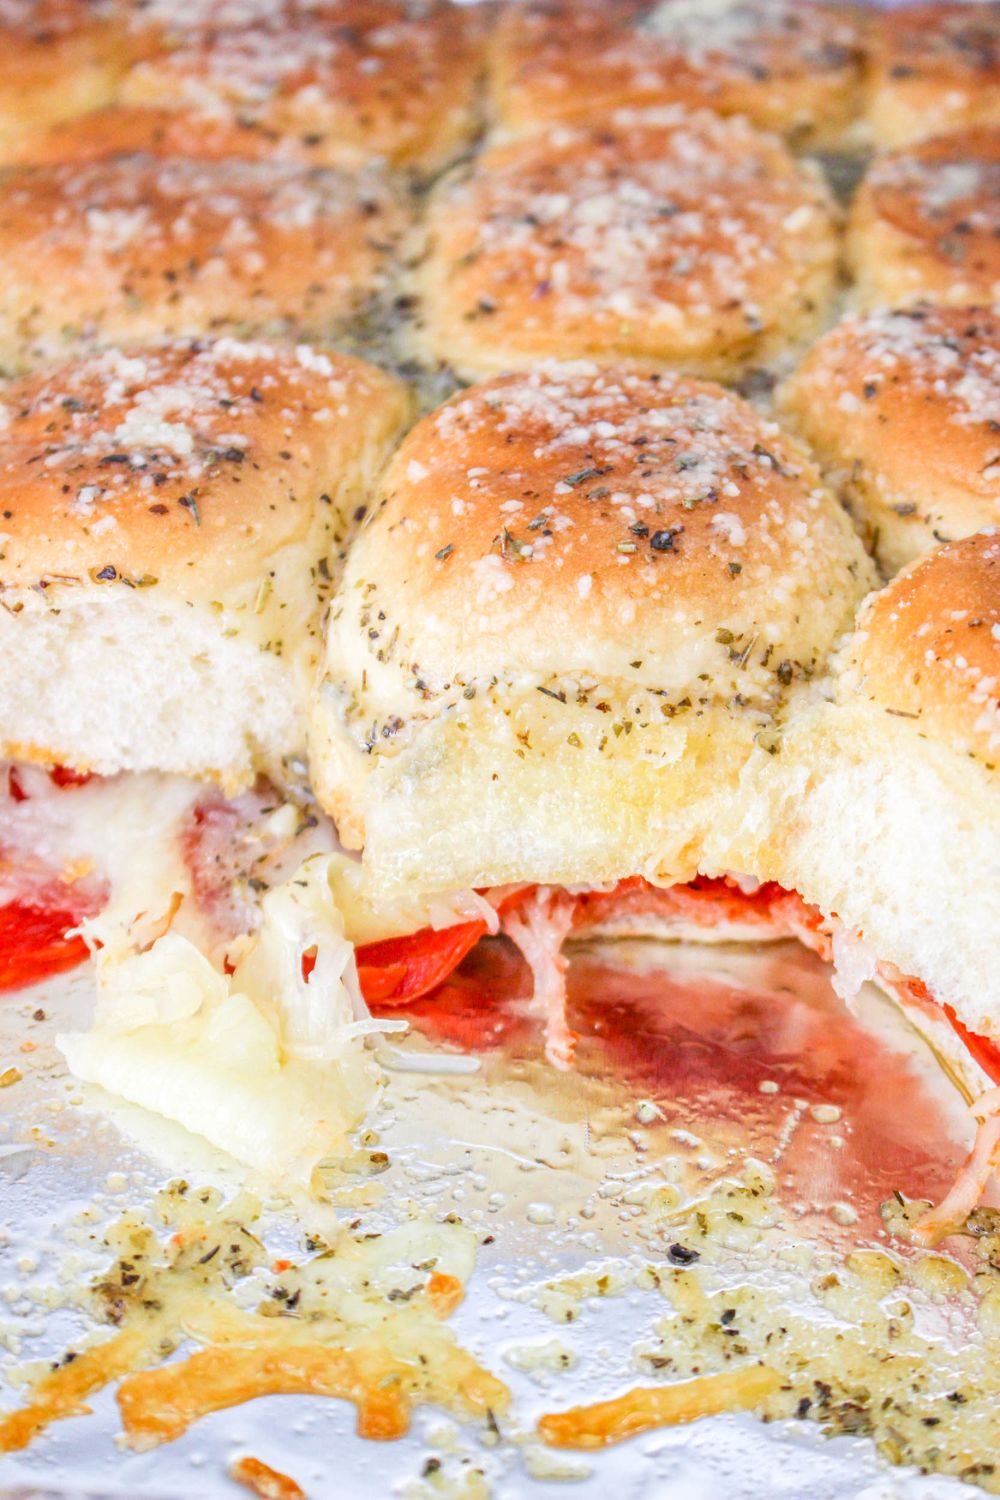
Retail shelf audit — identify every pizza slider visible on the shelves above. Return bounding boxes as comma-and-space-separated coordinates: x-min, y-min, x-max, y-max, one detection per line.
864, 2, 1000, 149
0, 338, 409, 789
408, 106, 838, 383
120, 0, 488, 174
0, 0, 132, 161
310, 363, 875, 1063
0, 154, 408, 372
723, 532, 1000, 1235
780, 304, 1000, 574
849, 126, 1000, 312
489, 0, 865, 151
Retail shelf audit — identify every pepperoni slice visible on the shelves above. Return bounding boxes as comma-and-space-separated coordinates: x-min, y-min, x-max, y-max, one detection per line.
48, 767, 94, 789
943, 1002, 1000, 1087
356, 920, 490, 1005
0, 900, 92, 992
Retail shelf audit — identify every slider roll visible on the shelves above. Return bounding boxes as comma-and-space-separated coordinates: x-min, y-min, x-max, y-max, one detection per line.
781, 305, 1000, 573
0, 156, 408, 372
729, 532, 1000, 1100
409, 107, 838, 382
0, 1, 132, 162
849, 127, 1000, 312
864, 3, 1000, 149
310, 362, 875, 895
489, 0, 864, 151
0, 340, 410, 788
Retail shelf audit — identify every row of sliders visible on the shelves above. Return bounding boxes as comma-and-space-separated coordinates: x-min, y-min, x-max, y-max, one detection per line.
0, 0, 997, 1224
2, 347, 999, 1218
491, 0, 1000, 150
8, 332, 994, 801
0, 103, 996, 379
2, 0, 1000, 165
0, 0, 489, 172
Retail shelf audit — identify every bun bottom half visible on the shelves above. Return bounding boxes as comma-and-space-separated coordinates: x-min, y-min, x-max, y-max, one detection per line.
714, 701, 1000, 1054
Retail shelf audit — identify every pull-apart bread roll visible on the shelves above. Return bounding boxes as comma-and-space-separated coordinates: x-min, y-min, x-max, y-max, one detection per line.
311, 363, 874, 891
489, 0, 865, 150
120, 0, 488, 173
864, 3, 1000, 149
311, 364, 874, 1064
729, 533, 1000, 1125
849, 127, 1000, 312
0, 0, 132, 161
0, 155, 408, 372
0, 339, 409, 788
781, 305, 1000, 573
409, 107, 838, 382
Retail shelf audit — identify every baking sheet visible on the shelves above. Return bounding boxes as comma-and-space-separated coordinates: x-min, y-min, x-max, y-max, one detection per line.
0, 2, 992, 1491
0, 937, 986, 1499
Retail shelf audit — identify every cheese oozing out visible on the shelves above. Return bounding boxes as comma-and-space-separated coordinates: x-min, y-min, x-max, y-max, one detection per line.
10, 763, 1000, 1226
1, 766, 494, 1176
58, 854, 399, 1186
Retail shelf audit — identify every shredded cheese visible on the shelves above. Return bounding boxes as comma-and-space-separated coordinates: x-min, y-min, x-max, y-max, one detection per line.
502, 887, 579, 1069
538, 1365, 783, 1449
912, 1088, 1000, 1246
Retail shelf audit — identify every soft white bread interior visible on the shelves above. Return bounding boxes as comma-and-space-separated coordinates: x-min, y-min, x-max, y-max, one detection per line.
780, 304, 1000, 574
0, 155, 409, 373
408, 105, 839, 382
310, 361, 876, 893
717, 532, 1000, 1055
0, 339, 411, 789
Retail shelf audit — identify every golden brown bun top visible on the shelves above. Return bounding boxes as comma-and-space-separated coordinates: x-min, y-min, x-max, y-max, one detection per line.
121, 0, 489, 170
872, 3, 1000, 76
413, 104, 837, 379
0, 0, 131, 128
0, 152, 406, 271
860, 125, 1000, 287
2, 103, 347, 167
0, 154, 407, 348
873, 3, 1000, 70
331, 363, 875, 720
491, 0, 864, 142
0, 0, 122, 50
867, 3, 1000, 143
781, 304, 1000, 536
846, 531, 1000, 768
0, 339, 407, 600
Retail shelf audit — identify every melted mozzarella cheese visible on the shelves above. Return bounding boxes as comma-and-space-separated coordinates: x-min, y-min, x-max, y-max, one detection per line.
58, 855, 394, 1185
323, 853, 502, 945
0, 766, 200, 934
